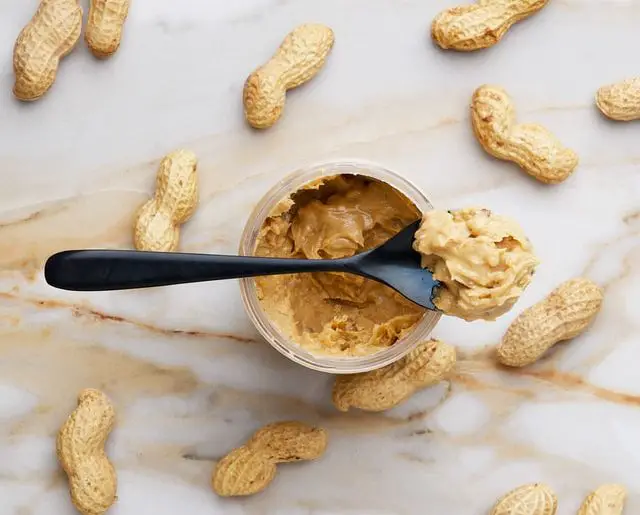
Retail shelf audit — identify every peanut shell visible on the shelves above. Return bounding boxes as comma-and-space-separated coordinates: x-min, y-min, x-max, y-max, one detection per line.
13, 0, 83, 101
134, 149, 198, 252
212, 421, 327, 497
596, 78, 640, 121
56, 389, 117, 515
471, 84, 579, 184
491, 483, 557, 515
432, 0, 549, 51
332, 339, 456, 412
86, 0, 131, 58
497, 277, 604, 367
243, 23, 334, 129
578, 484, 626, 515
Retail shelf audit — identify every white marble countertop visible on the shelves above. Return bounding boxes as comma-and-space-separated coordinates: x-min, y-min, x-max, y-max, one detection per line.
0, 0, 639, 513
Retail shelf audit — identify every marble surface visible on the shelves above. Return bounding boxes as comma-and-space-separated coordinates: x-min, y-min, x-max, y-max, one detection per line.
0, 0, 639, 513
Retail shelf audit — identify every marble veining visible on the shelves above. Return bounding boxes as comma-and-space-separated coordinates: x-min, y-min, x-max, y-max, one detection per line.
0, 0, 638, 513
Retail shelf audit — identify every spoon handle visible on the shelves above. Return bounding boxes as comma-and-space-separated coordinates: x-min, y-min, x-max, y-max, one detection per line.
44, 249, 352, 292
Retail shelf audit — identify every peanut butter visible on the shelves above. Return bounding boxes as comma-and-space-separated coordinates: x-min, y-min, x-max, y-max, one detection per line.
254, 174, 425, 357
413, 207, 539, 321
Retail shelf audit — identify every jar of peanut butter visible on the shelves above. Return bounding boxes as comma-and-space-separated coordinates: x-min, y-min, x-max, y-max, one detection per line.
239, 160, 442, 373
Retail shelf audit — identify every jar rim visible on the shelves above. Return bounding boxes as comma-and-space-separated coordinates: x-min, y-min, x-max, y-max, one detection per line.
238, 159, 441, 374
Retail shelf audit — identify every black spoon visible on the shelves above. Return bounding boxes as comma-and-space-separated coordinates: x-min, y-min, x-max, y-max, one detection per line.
44, 220, 441, 310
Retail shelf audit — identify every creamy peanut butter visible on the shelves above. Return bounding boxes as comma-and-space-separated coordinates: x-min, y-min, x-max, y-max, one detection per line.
413, 207, 539, 321
254, 174, 425, 357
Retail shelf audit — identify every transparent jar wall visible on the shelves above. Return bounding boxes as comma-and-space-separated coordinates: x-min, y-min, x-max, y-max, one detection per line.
238, 160, 441, 374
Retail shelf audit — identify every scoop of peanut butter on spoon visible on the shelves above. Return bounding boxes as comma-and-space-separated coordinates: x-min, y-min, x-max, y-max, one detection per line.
414, 207, 539, 321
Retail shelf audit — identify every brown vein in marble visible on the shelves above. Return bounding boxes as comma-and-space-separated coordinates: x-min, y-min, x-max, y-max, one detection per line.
397, 451, 433, 464
0, 202, 67, 228
580, 155, 640, 169
455, 347, 640, 407
403, 347, 640, 478
580, 245, 637, 372
181, 95, 589, 202
117, 442, 213, 484
520, 368, 640, 405
316, 96, 585, 148
0, 190, 145, 277
0, 291, 259, 343
583, 228, 638, 291
185, 113, 468, 207
523, 103, 589, 113
557, 0, 640, 10
623, 210, 640, 226
0, 327, 199, 439
327, 115, 462, 155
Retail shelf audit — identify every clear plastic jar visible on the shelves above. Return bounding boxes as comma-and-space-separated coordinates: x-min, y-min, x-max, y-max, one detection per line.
238, 160, 441, 374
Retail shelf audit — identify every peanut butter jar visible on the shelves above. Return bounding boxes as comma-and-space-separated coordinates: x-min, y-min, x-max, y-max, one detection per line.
239, 160, 441, 373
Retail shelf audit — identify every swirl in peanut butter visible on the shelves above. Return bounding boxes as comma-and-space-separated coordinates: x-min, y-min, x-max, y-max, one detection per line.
413, 207, 539, 321
254, 175, 424, 357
